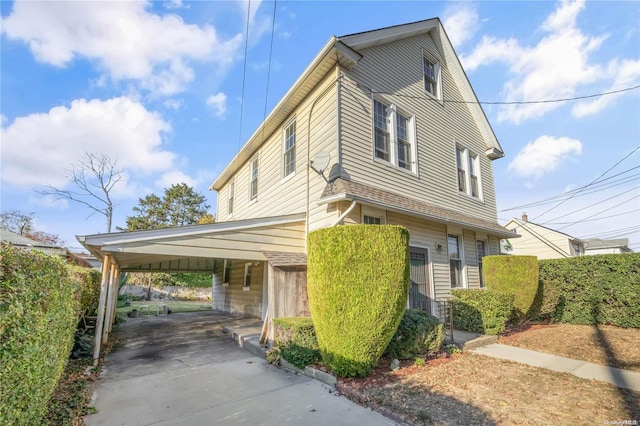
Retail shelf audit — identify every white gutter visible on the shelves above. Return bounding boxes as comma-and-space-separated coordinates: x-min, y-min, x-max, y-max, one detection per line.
332, 200, 357, 226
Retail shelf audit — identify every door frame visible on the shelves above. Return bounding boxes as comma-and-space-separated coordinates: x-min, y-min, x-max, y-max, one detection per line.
409, 244, 435, 314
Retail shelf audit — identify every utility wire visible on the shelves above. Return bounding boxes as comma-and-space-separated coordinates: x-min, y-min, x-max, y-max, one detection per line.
581, 225, 640, 238
259, 0, 277, 146
499, 167, 640, 212
235, 0, 252, 170
544, 208, 640, 225
533, 146, 640, 222
541, 186, 640, 224
342, 77, 640, 106
557, 193, 640, 231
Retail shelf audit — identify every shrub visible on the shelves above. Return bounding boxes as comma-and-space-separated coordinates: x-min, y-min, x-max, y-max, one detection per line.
484, 255, 539, 323
307, 225, 410, 377
451, 289, 514, 335
69, 265, 101, 318
0, 244, 81, 425
273, 317, 320, 369
538, 254, 640, 328
385, 309, 444, 359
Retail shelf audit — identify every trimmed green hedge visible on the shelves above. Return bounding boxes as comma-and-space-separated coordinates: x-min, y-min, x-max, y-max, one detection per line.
307, 225, 410, 377
538, 254, 640, 328
70, 265, 101, 318
273, 317, 320, 368
0, 244, 81, 425
484, 255, 539, 323
385, 309, 444, 359
451, 289, 514, 335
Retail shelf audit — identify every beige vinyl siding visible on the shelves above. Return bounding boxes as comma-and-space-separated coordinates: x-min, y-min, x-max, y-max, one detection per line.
213, 260, 264, 318
217, 71, 339, 229
339, 32, 498, 223
489, 236, 501, 255
505, 220, 571, 259
464, 229, 480, 289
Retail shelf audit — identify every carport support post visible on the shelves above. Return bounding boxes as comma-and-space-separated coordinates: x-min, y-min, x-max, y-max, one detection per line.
93, 254, 112, 366
107, 266, 120, 334
102, 263, 117, 343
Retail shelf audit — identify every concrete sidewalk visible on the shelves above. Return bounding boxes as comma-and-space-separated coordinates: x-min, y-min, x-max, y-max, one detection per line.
472, 343, 640, 391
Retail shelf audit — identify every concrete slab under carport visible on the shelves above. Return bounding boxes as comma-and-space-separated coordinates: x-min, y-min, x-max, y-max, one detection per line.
86, 311, 395, 426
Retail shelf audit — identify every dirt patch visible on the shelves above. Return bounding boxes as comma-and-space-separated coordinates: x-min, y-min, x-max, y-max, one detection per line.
340, 353, 639, 425
499, 323, 640, 372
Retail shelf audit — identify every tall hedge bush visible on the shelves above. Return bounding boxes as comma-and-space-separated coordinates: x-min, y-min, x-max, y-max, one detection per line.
451, 289, 514, 335
538, 253, 640, 328
307, 225, 410, 377
70, 265, 101, 318
0, 244, 81, 425
484, 255, 539, 323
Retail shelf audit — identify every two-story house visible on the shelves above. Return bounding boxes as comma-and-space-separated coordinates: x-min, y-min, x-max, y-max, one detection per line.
79, 18, 517, 344
503, 214, 584, 259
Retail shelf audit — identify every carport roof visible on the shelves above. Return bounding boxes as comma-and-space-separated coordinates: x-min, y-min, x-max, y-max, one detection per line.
77, 213, 307, 272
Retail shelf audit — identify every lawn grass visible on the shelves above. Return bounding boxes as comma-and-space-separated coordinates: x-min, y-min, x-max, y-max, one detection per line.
340, 353, 639, 425
499, 323, 640, 372
115, 300, 211, 317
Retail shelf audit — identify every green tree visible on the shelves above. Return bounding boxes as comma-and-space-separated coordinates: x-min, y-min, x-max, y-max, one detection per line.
122, 183, 211, 231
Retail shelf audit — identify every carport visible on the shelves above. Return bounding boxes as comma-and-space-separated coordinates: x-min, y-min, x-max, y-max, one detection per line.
77, 213, 309, 365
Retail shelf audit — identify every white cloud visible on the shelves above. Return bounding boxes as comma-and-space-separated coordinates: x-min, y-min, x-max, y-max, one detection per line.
1, 1, 243, 96
1, 97, 174, 189
206, 92, 227, 117
460, 0, 637, 124
155, 170, 197, 188
164, 0, 188, 10
163, 98, 184, 111
443, 5, 479, 47
508, 135, 583, 179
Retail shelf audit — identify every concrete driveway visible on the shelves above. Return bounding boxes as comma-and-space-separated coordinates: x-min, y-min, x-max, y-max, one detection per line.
85, 311, 395, 425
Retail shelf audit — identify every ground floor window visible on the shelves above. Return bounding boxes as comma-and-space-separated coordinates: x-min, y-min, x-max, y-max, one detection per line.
477, 240, 486, 288
223, 259, 232, 284
448, 234, 462, 288
243, 263, 252, 290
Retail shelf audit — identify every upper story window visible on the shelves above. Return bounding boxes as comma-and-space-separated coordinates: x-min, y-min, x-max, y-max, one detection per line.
373, 98, 417, 173
456, 145, 482, 200
283, 120, 296, 178
227, 180, 234, 217
250, 156, 258, 201
423, 56, 441, 99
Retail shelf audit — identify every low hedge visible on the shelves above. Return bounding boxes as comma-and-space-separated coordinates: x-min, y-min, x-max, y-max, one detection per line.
484, 255, 539, 324
0, 244, 81, 424
307, 225, 410, 377
451, 289, 514, 335
538, 254, 640, 327
273, 317, 320, 369
385, 309, 444, 359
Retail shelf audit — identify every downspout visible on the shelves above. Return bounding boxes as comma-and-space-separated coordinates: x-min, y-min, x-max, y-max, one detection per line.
332, 200, 357, 226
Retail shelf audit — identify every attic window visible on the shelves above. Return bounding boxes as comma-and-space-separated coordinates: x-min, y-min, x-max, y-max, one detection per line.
456, 145, 482, 200
423, 56, 441, 99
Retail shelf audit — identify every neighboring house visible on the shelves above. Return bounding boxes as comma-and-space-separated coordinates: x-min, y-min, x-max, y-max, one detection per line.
503, 214, 584, 259
583, 238, 633, 255
79, 18, 517, 342
0, 227, 67, 257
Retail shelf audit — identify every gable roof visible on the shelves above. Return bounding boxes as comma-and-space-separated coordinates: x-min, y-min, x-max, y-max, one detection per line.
211, 18, 503, 191
1, 227, 68, 256
504, 218, 583, 242
319, 178, 517, 239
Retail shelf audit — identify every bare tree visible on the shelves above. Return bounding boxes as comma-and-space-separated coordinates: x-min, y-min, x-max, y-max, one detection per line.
38, 152, 123, 232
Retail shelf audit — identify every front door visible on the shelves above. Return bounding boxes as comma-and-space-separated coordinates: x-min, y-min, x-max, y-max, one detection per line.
408, 247, 432, 313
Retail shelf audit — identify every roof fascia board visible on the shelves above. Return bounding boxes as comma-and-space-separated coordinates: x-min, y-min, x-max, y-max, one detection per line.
78, 213, 306, 247
319, 193, 517, 239
337, 19, 438, 50
211, 37, 340, 190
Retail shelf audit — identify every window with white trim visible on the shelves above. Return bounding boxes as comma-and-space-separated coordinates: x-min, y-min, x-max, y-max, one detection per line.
456, 145, 482, 199
373, 98, 417, 173
243, 263, 252, 290
476, 240, 486, 288
423, 56, 441, 99
362, 207, 386, 225
283, 120, 296, 178
227, 180, 234, 216
448, 234, 462, 288
363, 215, 382, 225
250, 156, 258, 201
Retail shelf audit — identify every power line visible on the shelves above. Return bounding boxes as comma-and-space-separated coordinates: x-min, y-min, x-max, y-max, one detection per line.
581, 225, 640, 238
544, 209, 640, 225
342, 77, 640, 106
235, 0, 252, 169
556, 193, 640, 231
259, 0, 277, 146
499, 167, 640, 212
532, 146, 640, 221
541, 186, 639, 224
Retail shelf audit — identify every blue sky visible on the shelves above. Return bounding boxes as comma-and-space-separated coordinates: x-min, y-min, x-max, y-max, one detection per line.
1, 0, 639, 252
